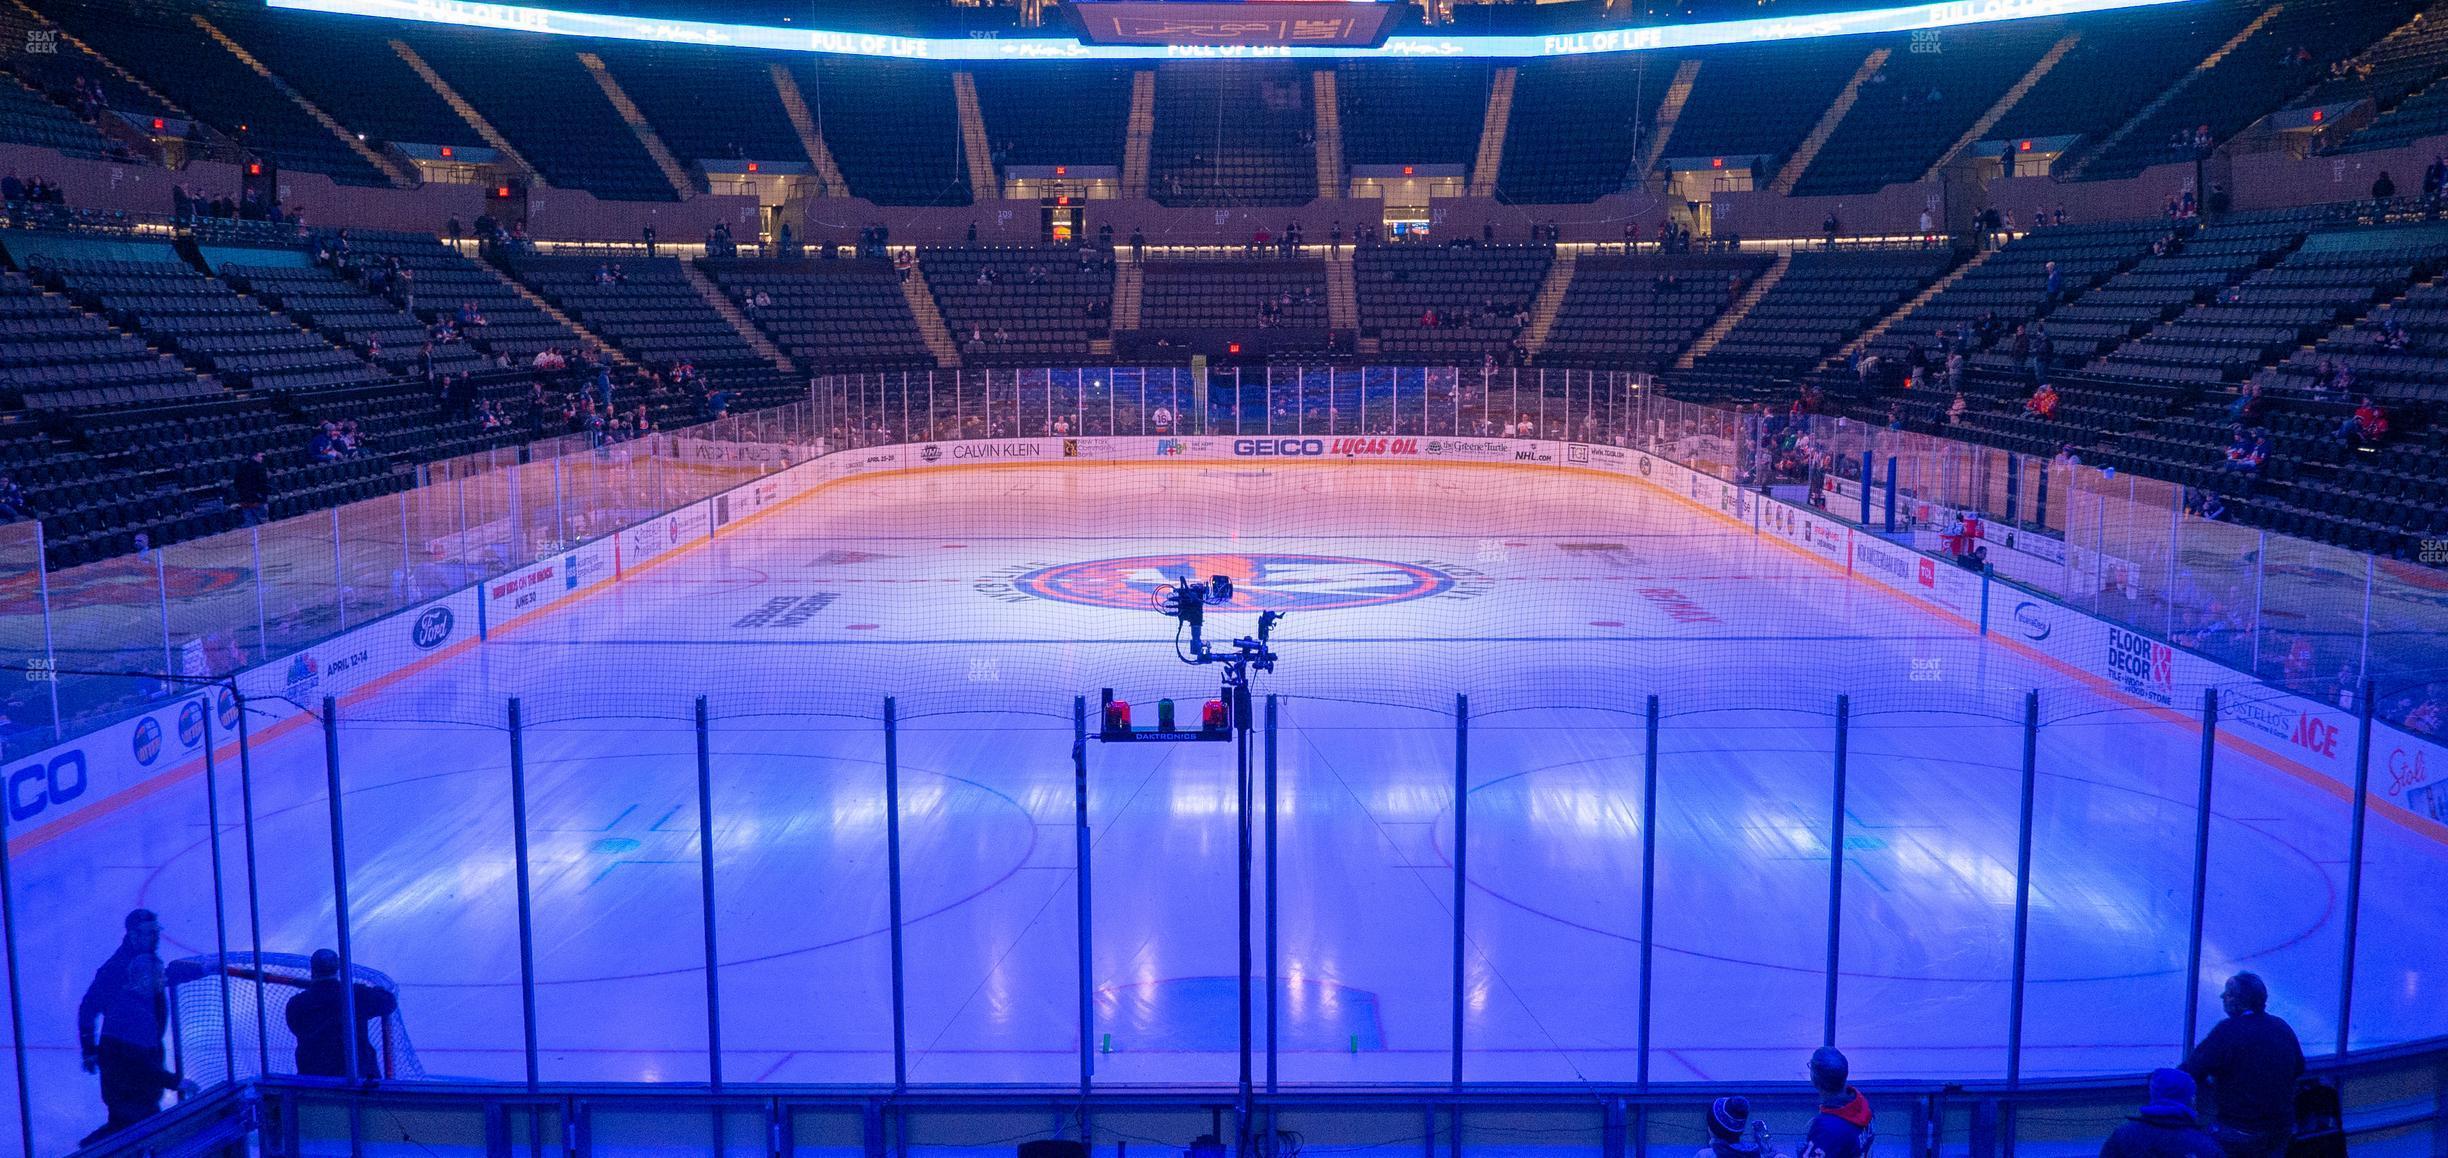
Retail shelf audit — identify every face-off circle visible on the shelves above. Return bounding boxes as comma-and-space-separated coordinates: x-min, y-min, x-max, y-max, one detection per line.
1015, 553, 1455, 612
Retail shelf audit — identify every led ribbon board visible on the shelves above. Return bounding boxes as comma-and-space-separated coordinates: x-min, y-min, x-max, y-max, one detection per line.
266, 0, 2193, 58
1071, 1, 1403, 49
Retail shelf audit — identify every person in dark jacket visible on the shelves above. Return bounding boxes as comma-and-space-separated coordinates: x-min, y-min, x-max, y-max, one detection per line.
2181, 973, 2304, 1158
1800, 1047, 1873, 1158
283, 949, 399, 1079
2101, 1069, 2222, 1158
233, 451, 270, 526
78, 909, 192, 1145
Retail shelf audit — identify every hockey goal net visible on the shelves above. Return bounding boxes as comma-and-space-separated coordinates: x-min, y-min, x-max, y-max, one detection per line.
164, 953, 423, 1086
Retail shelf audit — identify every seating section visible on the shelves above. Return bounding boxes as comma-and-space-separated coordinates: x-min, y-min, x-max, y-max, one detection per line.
1986, 3, 2259, 152
1792, 27, 2058, 196
0, 269, 219, 410
600, 44, 806, 171
1337, 61, 1489, 170
219, 260, 490, 380
407, 28, 676, 202
2088, 223, 2448, 384
2290, 0, 2448, 114
1664, 42, 1871, 177
1352, 245, 1549, 361
36, 0, 388, 185
34, 255, 385, 393
205, 2, 479, 155
1677, 249, 1958, 390
2033, 210, 2313, 369
340, 231, 580, 361
1859, 221, 2166, 369
972, 64, 1132, 170
0, 73, 116, 159
919, 248, 1113, 366
703, 260, 935, 372
1539, 254, 1773, 370
2079, 0, 2419, 180
1138, 259, 1329, 340
1148, 63, 1314, 207
513, 257, 765, 372
1496, 55, 1673, 204
0, 2, 173, 122
796, 59, 969, 206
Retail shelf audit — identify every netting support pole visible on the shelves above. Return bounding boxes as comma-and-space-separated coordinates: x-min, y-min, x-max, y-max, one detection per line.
2180, 688, 2218, 1053
234, 691, 269, 1076
2336, 678, 2377, 1058
1883, 458, 1899, 533
1073, 696, 1093, 1098
884, 698, 909, 1092
1637, 694, 1658, 1093
1823, 694, 1849, 1049
507, 698, 541, 1090
1450, 693, 1468, 1089
322, 697, 366, 1158
2006, 691, 2038, 1088
200, 692, 236, 1084
1264, 695, 1279, 1095
0, 743, 32, 1158
695, 696, 725, 1090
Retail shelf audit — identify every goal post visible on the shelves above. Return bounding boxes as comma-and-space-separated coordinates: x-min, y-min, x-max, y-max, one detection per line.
164, 952, 423, 1087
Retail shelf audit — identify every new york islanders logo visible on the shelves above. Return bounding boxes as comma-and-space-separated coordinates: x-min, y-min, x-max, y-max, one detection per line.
1015, 554, 1454, 612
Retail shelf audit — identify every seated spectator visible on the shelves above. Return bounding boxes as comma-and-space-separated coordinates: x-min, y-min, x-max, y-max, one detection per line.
0, 475, 29, 522
309, 423, 342, 463
2339, 398, 2387, 450
2222, 429, 2265, 475
1696, 1096, 1777, 1158
2025, 383, 2060, 420
2095, 1067, 2232, 1155
1804, 1048, 1873, 1158
2225, 384, 2264, 425
1946, 394, 1967, 425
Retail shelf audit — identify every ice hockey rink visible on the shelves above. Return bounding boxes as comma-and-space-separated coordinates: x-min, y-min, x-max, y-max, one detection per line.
13, 460, 2446, 1151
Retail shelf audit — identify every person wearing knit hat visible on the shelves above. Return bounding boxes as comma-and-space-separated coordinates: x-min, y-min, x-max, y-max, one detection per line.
2099, 1069, 2221, 1158
1696, 1095, 1780, 1158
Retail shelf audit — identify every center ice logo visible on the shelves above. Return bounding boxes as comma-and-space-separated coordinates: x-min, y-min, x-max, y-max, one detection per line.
1015, 554, 1455, 612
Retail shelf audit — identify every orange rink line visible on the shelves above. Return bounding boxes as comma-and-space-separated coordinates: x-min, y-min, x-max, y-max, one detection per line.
11, 455, 2439, 855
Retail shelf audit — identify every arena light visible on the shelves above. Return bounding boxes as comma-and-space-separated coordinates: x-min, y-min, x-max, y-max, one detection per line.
265, 0, 2196, 60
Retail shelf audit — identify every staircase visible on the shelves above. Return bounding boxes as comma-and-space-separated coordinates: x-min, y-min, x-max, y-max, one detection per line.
2063, 5, 2282, 179
1635, 59, 1704, 184
1925, 33, 2080, 180
1675, 250, 1791, 370
1110, 252, 1144, 334
1312, 69, 1343, 201
1519, 251, 1578, 356
681, 261, 797, 374
951, 71, 1000, 199
1466, 67, 1517, 198
578, 52, 697, 200
898, 271, 961, 368
1772, 47, 1890, 195
1122, 70, 1157, 197
195, 14, 414, 188
393, 39, 539, 180
1325, 249, 1359, 339
770, 63, 849, 197
488, 258, 634, 369
1821, 247, 1993, 368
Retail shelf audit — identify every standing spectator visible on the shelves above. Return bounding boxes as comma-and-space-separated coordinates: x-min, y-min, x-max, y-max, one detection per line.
2101, 1069, 2222, 1158
1822, 213, 1840, 250
284, 949, 399, 1079
642, 223, 657, 257
233, 451, 270, 525
2181, 972, 2304, 1158
1802, 1047, 1873, 1158
78, 910, 193, 1145
2371, 171, 2396, 203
